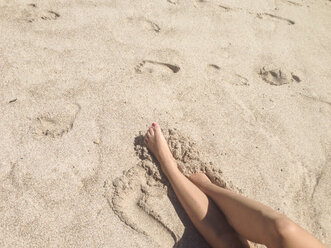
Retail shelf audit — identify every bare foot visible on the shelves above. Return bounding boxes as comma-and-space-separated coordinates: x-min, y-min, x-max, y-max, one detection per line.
144, 123, 177, 173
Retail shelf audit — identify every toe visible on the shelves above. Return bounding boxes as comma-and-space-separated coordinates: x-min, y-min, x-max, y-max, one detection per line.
144, 137, 148, 145
152, 123, 161, 133
148, 127, 154, 136
146, 131, 152, 138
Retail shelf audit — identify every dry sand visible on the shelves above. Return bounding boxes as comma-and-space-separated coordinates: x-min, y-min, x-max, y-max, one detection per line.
0, 0, 330, 247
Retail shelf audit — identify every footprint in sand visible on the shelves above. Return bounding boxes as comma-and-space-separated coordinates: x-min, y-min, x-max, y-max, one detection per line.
21, 4, 60, 23
218, 4, 236, 11
167, 0, 179, 5
30, 103, 81, 139
208, 64, 250, 86
259, 66, 301, 86
112, 16, 162, 44
126, 17, 161, 33
280, 0, 304, 7
192, 1, 294, 25
194, 0, 239, 12
256, 13, 295, 25
109, 128, 240, 247
135, 60, 180, 74
40, 10, 60, 21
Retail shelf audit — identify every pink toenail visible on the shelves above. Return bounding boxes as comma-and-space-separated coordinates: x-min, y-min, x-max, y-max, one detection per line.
152, 122, 157, 127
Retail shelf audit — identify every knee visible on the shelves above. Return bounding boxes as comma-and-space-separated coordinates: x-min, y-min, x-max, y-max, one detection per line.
272, 216, 299, 243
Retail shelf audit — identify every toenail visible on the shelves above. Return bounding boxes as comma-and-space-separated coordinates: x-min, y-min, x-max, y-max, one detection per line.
152, 122, 157, 127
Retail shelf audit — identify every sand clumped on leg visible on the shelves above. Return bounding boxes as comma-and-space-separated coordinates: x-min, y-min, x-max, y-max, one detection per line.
135, 128, 239, 191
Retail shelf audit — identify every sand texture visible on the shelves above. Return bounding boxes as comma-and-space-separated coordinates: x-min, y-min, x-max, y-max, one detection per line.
1, 0, 331, 247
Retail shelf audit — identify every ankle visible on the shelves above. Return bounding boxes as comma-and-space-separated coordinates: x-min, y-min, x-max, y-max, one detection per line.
160, 159, 179, 177
157, 151, 175, 166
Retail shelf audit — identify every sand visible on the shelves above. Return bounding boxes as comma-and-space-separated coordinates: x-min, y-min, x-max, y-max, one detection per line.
0, 0, 330, 247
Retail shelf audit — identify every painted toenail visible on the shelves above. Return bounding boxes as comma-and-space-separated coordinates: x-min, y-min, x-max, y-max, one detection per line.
152, 122, 157, 127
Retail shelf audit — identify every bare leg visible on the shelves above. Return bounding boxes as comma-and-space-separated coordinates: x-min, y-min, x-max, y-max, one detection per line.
144, 123, 250, 248
189, 173, 327, 248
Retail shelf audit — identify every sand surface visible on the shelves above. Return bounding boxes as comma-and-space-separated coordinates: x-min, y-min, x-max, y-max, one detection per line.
1, 0, 330, 247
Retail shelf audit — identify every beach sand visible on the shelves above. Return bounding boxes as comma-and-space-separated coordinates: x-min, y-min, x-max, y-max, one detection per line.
0, 0, 330, 247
